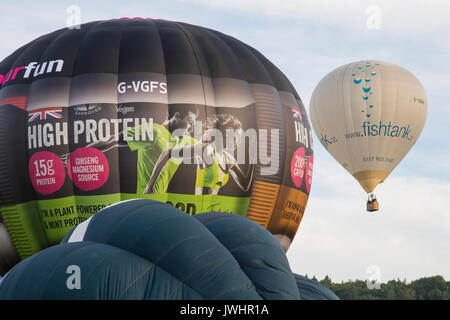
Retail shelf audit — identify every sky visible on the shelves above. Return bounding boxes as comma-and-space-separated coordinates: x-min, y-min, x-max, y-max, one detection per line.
0, 0, 449, 284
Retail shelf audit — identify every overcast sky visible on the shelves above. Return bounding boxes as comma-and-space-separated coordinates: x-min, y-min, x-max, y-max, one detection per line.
0, 0, 449, 283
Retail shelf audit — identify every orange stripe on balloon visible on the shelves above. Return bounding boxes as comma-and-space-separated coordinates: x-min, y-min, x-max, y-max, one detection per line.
0, 97, 28, 110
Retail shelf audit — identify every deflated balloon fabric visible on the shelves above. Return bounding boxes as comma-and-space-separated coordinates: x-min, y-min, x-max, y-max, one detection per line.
0, 199, 340, 300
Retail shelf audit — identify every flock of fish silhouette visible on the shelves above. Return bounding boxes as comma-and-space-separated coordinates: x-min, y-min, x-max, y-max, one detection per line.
351, 62, 380, 118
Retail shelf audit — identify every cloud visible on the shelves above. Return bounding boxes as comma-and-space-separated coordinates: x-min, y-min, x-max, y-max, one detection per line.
181, 0, 450, 35
0, 2, 68, 61
287, 155, 450, 282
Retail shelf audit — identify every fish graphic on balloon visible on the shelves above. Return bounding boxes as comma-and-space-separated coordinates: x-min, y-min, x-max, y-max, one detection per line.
351, 62, 378, 118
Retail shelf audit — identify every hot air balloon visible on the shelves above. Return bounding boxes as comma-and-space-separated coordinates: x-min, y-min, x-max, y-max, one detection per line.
0, 199, 338, 300
310, 60, 427, 211
0, 18, 314, 274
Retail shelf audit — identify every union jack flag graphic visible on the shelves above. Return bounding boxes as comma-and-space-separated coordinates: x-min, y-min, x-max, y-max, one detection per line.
28, 107, 63, 122
291, 106, 302, 120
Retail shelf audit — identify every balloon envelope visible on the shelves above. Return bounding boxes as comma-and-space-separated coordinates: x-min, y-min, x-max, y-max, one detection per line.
0, 19, 313, 272
0, 199, 302, 300
310, 60, 427, 194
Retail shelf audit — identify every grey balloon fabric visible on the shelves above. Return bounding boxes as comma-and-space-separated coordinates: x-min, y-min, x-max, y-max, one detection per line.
192, 211, 301, 299
0, 200, 296, 299
293, 274, 339, 300
0, 199, 338, 300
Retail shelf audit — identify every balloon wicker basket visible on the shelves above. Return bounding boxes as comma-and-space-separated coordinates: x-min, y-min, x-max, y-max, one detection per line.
367, 195, 379, 212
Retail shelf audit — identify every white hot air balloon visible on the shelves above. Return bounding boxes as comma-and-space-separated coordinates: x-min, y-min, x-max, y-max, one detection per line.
310, 60, 427, 211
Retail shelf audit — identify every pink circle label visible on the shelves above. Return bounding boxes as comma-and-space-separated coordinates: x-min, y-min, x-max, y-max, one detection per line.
29, 151, 65, 195
291, 147, 305, 188
68, 147, 109, 191
305, 154, 314, 193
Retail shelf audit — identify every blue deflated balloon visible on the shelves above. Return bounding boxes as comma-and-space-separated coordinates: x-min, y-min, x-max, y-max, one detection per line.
0, 199, 304, 299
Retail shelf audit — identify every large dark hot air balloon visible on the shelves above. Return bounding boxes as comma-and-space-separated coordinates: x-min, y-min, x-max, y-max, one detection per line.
0, 18, 314, 274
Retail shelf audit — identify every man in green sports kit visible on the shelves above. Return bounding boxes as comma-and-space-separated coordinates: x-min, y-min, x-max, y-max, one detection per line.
127, 122, 174, 194
60, 110, 186, 194
134, 126, 196, 194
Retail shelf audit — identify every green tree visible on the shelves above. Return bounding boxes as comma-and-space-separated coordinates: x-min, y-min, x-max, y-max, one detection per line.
410, 276, 448, 300
315, 275, 449, 300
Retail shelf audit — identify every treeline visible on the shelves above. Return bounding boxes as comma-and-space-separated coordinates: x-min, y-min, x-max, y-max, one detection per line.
307, 275, 449, 300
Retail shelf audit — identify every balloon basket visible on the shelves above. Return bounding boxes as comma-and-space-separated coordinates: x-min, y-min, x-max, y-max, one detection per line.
366, 194, 379, 212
